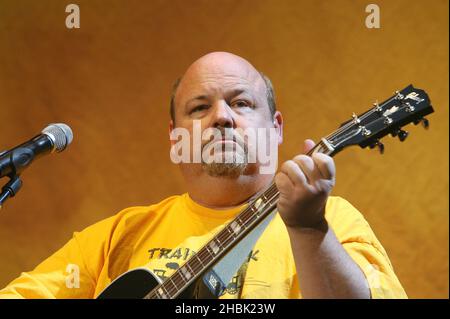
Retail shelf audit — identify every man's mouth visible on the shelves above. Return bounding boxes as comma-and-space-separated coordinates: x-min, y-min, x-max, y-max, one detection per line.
208, 138, 242, 148
219, 139, 236, 144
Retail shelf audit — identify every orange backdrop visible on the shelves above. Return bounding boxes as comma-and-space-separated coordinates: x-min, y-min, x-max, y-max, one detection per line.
0, 0, 448, 298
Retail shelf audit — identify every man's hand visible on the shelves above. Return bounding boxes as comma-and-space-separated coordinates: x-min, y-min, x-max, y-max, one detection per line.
275, 139, 336, 229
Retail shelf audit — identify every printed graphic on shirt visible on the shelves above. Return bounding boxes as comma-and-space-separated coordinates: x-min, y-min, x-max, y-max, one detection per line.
147, 247, 268, 296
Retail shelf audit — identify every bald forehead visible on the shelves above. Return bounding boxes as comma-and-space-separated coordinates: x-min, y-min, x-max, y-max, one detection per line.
176, 52, 266, 101
186, 52, 260, 80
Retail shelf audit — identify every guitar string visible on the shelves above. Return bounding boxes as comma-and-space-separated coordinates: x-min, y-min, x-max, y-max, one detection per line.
325, 94, 405, 141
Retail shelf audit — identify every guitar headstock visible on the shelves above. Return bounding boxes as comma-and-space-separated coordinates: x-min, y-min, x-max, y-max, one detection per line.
325, 85, 434, 155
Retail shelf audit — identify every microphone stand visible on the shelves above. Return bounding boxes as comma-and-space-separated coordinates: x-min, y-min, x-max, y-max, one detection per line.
0, 146, 32, 210
0, 175, 22, 210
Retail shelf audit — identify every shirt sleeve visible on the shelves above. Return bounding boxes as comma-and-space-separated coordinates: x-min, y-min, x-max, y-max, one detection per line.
326, 196, 408, 299
0, 215, 117, 299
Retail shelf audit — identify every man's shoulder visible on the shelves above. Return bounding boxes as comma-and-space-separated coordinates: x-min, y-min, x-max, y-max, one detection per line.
325, 195, 369, 230
115, 194, 183, 220
74, 194, 183, 239
325, 195, 364, 217
325, 195, 380, 245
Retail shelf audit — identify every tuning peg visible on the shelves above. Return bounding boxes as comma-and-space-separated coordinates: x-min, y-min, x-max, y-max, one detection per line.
398, 130, 408, 142
369, 140, 384, 154
395, 90, 404, 100
413, 117, 430, 129
352, 113, 361, 124
373, 100, 382, 113
391, 128, 399, 137
377, 142, 384, 154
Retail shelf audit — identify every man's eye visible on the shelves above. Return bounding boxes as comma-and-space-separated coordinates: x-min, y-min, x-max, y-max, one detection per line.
232, 100, 251, 108
191, 105, 209, 113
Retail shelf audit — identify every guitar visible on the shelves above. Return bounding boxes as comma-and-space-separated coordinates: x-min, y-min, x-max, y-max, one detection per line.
97, 84, 434, 299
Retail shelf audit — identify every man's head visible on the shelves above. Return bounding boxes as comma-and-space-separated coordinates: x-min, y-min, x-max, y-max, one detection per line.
169, 52, 283, 179
170, 71, 277, 125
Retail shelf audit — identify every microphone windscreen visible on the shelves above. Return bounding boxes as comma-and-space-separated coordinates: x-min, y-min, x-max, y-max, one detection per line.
42, 123, 74, 152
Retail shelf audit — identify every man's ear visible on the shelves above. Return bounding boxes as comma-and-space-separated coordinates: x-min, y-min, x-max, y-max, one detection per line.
169, 120, 176, 146
273, 111, 283, 145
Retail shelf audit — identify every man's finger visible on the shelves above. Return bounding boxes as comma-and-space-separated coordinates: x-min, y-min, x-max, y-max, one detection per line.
275, 170, 294, 192
292, 154, 320, 185
279, 160, 308, 186
303, 139, 316, 154
312, 153, 336, 181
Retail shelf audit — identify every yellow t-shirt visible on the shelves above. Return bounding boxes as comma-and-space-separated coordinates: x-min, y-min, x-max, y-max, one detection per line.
0, 194, 407, 299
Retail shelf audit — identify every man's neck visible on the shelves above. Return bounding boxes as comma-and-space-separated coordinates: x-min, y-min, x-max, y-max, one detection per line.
186, 173, 274, 209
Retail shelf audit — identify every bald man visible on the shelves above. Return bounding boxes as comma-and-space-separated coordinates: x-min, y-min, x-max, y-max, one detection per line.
0, 52, 407, 299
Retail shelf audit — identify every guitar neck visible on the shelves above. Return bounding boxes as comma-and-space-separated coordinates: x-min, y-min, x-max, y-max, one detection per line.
145, 140, 334, 299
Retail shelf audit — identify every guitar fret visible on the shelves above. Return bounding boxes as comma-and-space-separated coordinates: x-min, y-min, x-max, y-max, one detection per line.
260, 197, 269, 211
180, 266, 192, 281
242, 213, 253, 227
205, 244, 214, 256
236, 216, 245, 228
165, 279, 177, 297
171, 274, 187, 296
230, 221, 241, 236
221, 232, 234, 248
218, 229, 231, 243
214, 236, 222, 247
253, 197, 264, 216
173, 271, 186, 285
185, 261, 194, 274
170, 277, 179, 289
195, 252, 205, 267
209, 239, 221, 255
215, 233, 227, 249
157, 285, 170, 299
225, 225, 235, 238
202, 244, 214, 259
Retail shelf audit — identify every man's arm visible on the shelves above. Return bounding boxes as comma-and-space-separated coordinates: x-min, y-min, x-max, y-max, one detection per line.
0, 233, 97, 299
286, 220, 370, 298
275, 139, 370, 299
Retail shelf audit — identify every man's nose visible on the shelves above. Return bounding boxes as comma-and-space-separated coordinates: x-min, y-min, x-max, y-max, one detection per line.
211, 101, 235, 128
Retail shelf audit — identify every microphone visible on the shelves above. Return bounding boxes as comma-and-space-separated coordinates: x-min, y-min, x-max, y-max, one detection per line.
0, 123, 73, 179
0, 123, 73, 209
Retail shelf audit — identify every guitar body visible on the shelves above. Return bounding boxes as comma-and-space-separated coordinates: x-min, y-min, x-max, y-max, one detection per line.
97, 268, 161, 299
96, 267, 208, 299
